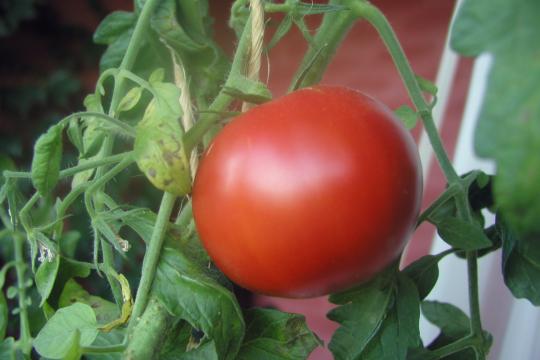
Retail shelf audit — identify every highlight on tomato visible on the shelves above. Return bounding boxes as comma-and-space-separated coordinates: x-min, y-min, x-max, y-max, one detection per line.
193, 85, 422, 298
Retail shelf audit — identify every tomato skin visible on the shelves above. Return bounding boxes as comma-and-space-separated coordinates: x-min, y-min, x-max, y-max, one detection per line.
192, 86, 422, 298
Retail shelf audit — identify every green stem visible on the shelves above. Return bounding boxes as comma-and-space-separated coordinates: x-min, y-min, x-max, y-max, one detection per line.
115, 0, 161, 101
13, 232, 32, 355
417, 183, 461, 226
456, 184, 485, 355
52, 183, 89, 236
182, 14, 256, 154
264, 2, 292, 13
84, 155, 134, 305
466, 250, 486, 358
124, 296, 174, 360
128, 192, 176, 332
61, 152, 133, 179
89, 0, 160, 301
81, 343, 126, 354
0, 207, 11, 230
92, 0, 161, 306
116, 69, 159, 98
84, 156, 134, 219
3, 152, 132, 181
434, 247, 457, 261
19, 192, 40, 233
60, 111, 136, 138
421, 336, 475, 359
350, 1, 459, 183
288, 0, 357, 91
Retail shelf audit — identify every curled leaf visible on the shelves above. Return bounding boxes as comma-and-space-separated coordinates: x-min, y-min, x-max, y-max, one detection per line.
31, 123, 64, 196
134, 84, 191, 196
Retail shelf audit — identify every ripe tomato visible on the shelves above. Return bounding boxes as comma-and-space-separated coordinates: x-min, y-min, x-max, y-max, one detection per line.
192, 86, 422, 298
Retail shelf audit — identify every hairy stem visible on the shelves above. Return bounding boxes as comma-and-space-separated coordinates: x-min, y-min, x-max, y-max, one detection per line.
13, 232, 32, 355
182, 14, 256, 154
84, 156, 134, 219
288, 0, 357, 91
60, 111, 136, 138
128, 192, 176, 332
84, 155, 134, 304
4, 152, 132, 182
125, 296, 173, 360
91, 0, 161, 307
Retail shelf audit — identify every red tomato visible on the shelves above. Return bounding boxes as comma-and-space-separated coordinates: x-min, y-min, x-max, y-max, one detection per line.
192, 86, 422, 298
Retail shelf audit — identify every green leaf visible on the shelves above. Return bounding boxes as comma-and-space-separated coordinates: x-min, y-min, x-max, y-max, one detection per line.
223, 75, 273, 104
402, 255, 440, 300
99, 29, 133, 72
81, 94, 106, 156
67, 118, 84, 154
72, 95, 105, 187
153, 247, 245, 360
34, 303, 98, 359
421, 300, 492, 358
149, 68, 165, 84
421, 301, 469, 338
436, 217, 492, 251
451, 0, 540, 240
93, 218, 127, 253
93, 11, 136, 45
31, 123, 64, 196
5, 179, 23, 229
122, 208, 229, 289
35, 254, 60, 306
151, 0, 229, 101
63, 329, 83, 360
86, 329, 124, 360
328, 267, 396, 359
158, 321, 195, 359
394, 105, 418, 129
39, 257, 91, 309
267, 16, 293, 50
117, 86, 143, 113
415, 75, 437, 96
176, 341, 219, 360
43, 301, 55, 320
60, 230, 81, 258
59, 279, 119, 325
151, 0, 205, 54
0, 289, 7, 339
151, 82, 183, 118
395, 274, 422, 347
0, 337, 18, 360
360, 274, 422, 360
493, 121, 540, 240
501, 217, 540, 305
5, 287, 16, 300
122, 209, 185, 248
237, 308, 321, 360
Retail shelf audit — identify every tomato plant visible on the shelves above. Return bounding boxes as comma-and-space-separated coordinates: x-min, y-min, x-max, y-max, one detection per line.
0, 0, 538, 359
193, 85, 422, 297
